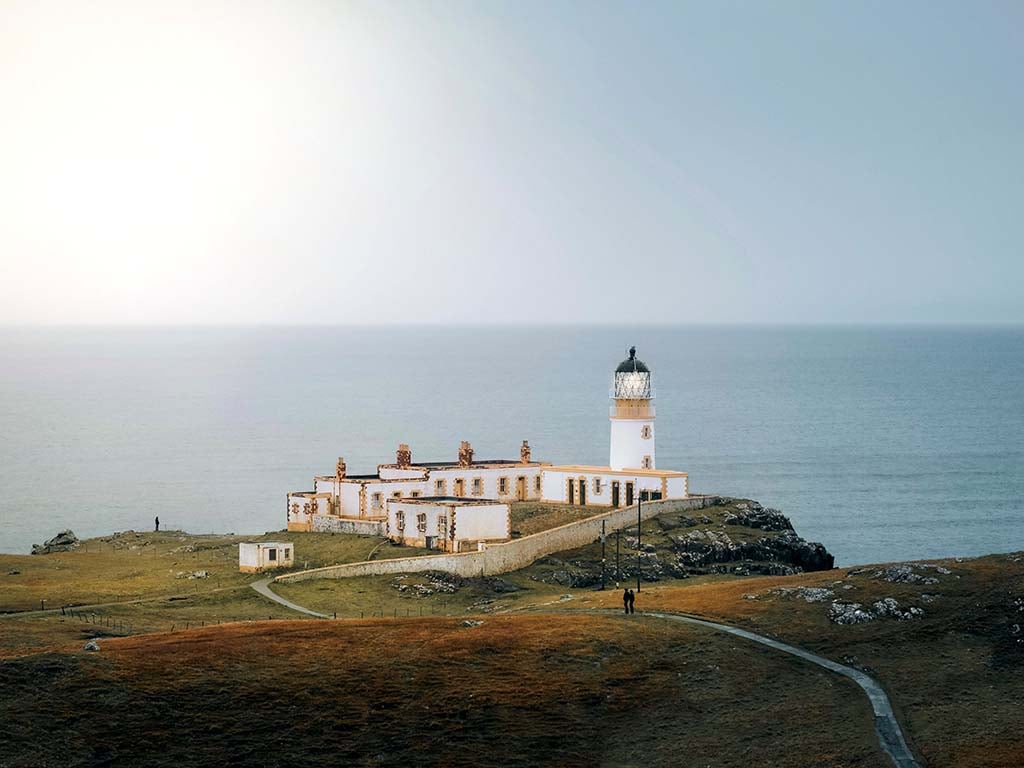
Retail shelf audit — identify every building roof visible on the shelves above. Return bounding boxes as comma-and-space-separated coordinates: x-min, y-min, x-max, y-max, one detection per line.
615, 345, 650, 374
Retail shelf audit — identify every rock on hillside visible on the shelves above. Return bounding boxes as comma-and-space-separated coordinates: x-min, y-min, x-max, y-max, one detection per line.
31, 530, 80, 555
529, 499, 835, 588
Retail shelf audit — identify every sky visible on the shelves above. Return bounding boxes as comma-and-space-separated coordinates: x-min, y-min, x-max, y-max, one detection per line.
0, 0, 1021, 325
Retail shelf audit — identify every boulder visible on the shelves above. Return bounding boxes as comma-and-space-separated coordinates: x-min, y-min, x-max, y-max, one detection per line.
829, 602, 875, 625
31, 530, 80, 555
83, 640, 100, 651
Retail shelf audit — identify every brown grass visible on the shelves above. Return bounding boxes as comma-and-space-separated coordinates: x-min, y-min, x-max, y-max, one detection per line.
0, 614, 885, 768
581, 552, 1024, 768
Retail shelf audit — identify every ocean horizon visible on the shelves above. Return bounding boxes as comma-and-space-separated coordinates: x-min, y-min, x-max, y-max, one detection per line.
2, 323, 1022, 565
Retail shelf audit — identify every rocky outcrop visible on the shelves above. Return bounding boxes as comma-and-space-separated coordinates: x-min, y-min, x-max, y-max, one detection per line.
31, 530, 80, 555
828, 597, 925, 624
723, 501, 793, 532
672, 528, 834, 573
526, 499, 835, 588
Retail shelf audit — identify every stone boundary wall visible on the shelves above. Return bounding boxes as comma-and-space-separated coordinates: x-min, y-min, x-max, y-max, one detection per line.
277, 496, 721, 584
311, 515, 385, 536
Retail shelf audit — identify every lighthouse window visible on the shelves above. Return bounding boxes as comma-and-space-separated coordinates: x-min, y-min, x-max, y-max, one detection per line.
642, 456, 653, 469
535, 476, 542, 492
593, 478, 603, 494
641, 425, 652, 439
471, 478, 483, 495
498, 477, 509, 494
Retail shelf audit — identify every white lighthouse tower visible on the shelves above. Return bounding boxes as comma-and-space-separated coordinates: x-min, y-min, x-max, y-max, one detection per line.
609, 346, 655, 471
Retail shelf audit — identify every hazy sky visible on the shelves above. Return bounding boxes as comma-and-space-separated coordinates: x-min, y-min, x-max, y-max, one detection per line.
1, 1, 1021, 325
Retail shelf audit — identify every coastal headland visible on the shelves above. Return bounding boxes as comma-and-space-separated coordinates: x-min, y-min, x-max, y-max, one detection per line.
1, 498, 1021, 767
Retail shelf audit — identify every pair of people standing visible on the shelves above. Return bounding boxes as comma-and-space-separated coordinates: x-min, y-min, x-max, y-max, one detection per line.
622, 588, 636, 614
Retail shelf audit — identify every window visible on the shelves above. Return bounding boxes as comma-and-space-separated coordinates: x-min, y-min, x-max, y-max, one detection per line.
535, 475, 542, 492
410, 490, 421, 498
283, 548, 291, 560
641, 425, 652, 440
416, 512, 427, 532
642, 456, 652, 469
593, 478, 603, 494
498, 477, 508, 494
396, 511, 405, 531
434, 479, 445, 495
371, 492, 383, 511
471, 478, 483, 496
290, 503, 300, 518
267, 548, 277, 561
438, 516, 447, 535
392, 491, 402, 499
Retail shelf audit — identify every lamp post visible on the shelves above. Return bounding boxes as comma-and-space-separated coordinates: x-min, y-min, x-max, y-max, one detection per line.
636, 478, 642, 592
600, 519, 606, 590
616, 527, 621, 586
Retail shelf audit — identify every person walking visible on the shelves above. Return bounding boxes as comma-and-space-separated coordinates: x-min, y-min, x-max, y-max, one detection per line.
627, 588, 635, 614
154, 516, 160, 532
623, 587, 630, 615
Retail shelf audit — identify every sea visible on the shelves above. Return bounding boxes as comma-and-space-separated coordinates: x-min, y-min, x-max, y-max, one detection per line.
1, 325, 1022, 566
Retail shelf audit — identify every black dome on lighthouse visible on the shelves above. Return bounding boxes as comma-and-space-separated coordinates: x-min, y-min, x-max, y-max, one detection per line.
615, 346, 650, 374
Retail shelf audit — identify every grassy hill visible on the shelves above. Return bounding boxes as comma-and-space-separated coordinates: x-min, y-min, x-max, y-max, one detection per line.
0, 614, 884, 768
2, 504, 1021, 766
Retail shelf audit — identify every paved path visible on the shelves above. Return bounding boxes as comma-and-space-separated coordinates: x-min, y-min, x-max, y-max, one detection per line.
642, 611, 920, 768
244, 584, 920, 768
249, 578, 331, 619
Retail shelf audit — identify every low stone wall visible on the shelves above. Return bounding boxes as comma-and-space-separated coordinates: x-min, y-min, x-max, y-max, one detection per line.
311, 515, 385, 536
278, 496, 720, 583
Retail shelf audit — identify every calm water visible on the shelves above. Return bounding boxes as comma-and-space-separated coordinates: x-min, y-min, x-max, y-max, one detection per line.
1, 326, 1022, 565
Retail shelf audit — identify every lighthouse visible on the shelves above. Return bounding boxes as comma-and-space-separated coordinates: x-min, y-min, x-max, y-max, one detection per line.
609, 346, 655, 471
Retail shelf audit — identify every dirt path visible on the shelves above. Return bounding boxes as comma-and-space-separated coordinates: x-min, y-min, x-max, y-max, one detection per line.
642, 611, 920, 768
249, 578, 331, 618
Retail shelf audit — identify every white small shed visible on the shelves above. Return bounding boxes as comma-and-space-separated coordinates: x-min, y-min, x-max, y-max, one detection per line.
239, 542, 294, 573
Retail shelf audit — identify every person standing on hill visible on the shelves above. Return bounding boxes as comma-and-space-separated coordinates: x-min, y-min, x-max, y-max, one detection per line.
627, 588, 635, 614
154, 516, 160, 532
623, 587, 630, 615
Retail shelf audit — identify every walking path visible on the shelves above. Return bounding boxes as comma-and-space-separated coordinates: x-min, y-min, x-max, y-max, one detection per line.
641, 611, 920, 768
244, 585, 920, 768
249, 578, 331, 619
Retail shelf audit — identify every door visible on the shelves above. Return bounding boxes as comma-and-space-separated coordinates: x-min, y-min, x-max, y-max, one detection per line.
578, 479, 586, 506
425, 536, 437, 550
453, 478, 465, 496
567, 478, 575, 505
625, 482, 634, 507
516, 476, 527, 501
611, 481, 620, 508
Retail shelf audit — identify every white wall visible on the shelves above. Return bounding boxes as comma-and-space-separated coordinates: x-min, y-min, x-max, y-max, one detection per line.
387, 500, 510, 547
387, 500, 450, 546
453, 502, 509, 541
379, 467, 429, 480
609, 417, 656, 471
426, 466, 542, 501
340, 482, 363, 517
239, 543, 259, 568
666, 476, 688, 498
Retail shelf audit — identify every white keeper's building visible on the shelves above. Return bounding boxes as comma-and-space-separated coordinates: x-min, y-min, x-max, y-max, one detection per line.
286, 347, 688, 552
